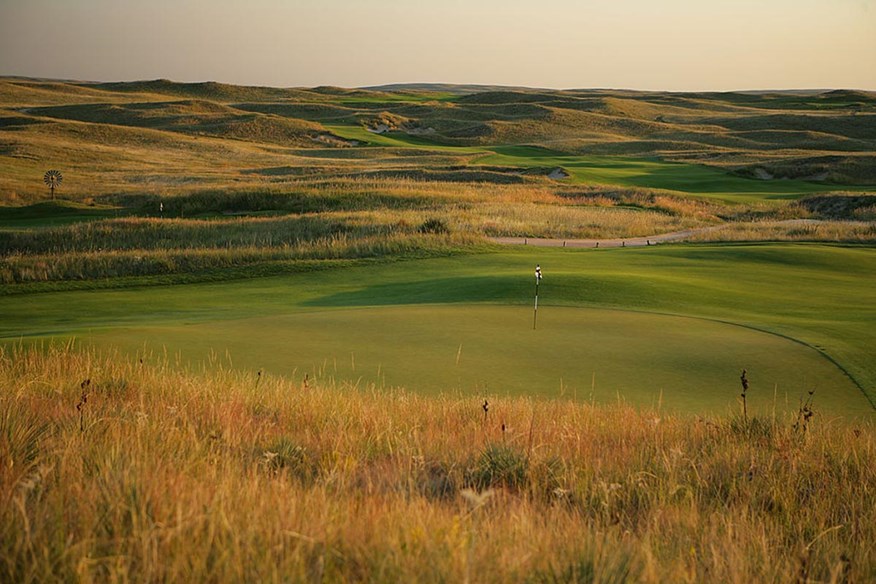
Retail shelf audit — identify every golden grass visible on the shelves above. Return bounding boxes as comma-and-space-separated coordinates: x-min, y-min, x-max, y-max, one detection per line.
455, 203, 704, 239
0, 196, 716, 283
681, 220, 876, 244
2, 345, 874, 582
0, 230, 480, 284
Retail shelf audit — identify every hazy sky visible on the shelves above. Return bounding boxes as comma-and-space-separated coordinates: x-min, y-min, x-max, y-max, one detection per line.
1, 0, 874, 90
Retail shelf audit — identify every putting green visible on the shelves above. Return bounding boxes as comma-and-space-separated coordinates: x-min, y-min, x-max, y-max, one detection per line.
3, 245, 874, 416
73, 304, 869, 416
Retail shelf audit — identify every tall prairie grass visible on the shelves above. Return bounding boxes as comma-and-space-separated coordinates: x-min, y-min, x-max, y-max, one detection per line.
681, 220, 876, 244
0, 214, 398, 254
112, 178, 563, 213
0, 231, 480, 284
113, 178, 729, 218
2, 345, 874, 583
0, 204, 698, 252
464, 202, 704, 238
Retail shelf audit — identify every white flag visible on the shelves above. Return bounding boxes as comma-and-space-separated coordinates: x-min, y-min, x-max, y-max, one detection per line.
535, 264, 542, 281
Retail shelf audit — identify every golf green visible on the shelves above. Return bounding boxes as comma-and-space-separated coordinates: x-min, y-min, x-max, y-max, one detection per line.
3, 244, 873, 417
48, 304, 868, 416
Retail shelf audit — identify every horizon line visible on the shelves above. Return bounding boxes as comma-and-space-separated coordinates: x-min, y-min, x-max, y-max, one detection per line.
2, 74, 875, 95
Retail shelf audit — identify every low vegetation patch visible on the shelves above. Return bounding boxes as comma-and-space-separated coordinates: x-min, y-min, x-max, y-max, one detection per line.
679, 219, 876, 244
797, 193, 876, 220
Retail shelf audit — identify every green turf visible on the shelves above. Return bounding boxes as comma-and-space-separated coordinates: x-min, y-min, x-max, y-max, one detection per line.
0, 201, 124, 230
2, 244, 874, 416
477, 148, 832, 201
74, 305, 867, 416
324, 124, 483, 150
325, 125, 859, 202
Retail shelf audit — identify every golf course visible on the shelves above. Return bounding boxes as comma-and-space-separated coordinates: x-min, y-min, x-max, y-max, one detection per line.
2, 76, 876, 583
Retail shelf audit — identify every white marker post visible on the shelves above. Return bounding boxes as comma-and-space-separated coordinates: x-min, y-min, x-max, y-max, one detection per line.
533, 264, 542, 330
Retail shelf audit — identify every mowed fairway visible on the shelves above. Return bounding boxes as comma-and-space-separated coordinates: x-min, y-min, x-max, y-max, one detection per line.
326, 126, 860, 202
2, 244, 874, 416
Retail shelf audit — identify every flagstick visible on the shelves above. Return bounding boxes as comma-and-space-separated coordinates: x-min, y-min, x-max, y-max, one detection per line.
533, 277, 539, 330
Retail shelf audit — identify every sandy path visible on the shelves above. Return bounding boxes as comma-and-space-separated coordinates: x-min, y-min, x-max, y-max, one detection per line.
488, 220, 825, 249
489, 228, 716, 248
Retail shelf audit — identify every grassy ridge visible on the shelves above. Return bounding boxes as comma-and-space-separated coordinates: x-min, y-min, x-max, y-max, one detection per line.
2, 345, 874, 582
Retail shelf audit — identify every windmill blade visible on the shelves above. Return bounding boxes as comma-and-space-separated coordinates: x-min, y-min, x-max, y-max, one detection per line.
43, 170, 63, 186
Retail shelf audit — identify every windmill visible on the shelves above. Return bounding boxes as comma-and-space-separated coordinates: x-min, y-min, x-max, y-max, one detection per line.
44, 170, 63, 199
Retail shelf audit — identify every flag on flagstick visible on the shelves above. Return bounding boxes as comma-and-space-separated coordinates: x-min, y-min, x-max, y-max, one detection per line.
533, 264, 542, 330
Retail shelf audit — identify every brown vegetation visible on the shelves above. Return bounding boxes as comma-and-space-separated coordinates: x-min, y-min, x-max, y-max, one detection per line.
2, 345, 874, 582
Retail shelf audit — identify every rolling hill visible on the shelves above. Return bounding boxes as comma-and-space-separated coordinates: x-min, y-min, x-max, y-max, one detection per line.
2, 77, 876, 206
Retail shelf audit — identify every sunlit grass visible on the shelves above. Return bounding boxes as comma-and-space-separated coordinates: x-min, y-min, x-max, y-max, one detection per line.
681, 220, 876, 244
2, 344, 874, 583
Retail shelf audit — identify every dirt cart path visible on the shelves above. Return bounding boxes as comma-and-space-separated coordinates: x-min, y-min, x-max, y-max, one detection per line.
488, 220, 825, 248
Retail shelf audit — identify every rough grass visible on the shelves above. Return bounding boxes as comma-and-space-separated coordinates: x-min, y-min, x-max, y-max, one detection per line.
465, 202, 705, 238
0, 214, 402, 253
2, 345, 874, 583
797, 193, 876, 220
680, 220, 876, 244
0, 190, 719, 283
19, 202, 703, 249
0, 229, 480, 284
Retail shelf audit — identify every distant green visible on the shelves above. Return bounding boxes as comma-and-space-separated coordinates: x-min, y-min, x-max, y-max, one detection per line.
326, 125, 867, 202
